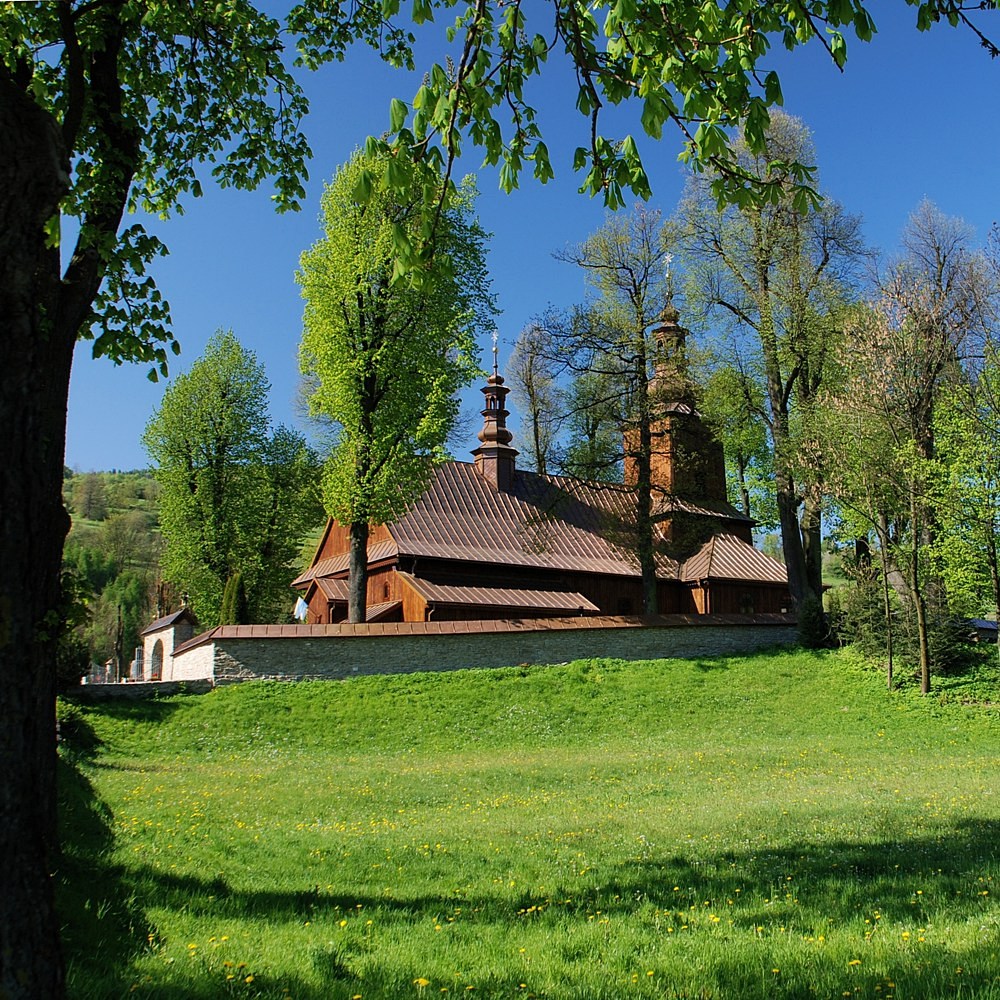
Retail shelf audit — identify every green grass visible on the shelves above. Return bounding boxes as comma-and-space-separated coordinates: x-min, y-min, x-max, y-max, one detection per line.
58, 649, 1000, 999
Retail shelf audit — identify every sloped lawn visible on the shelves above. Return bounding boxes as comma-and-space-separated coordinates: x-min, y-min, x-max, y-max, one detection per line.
58, 649, 1000, 999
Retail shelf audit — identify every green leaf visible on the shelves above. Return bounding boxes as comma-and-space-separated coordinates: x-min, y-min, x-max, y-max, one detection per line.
763, 71, 783, 106
829, 31, 848, 69
352, 169, 373, 204
389, 98, 409, 132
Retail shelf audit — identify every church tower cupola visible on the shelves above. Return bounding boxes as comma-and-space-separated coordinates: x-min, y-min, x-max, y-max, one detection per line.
650, 301, 696, 407
472, 333, 518, 491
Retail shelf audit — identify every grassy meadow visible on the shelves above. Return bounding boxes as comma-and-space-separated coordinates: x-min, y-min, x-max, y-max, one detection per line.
57, 649, 1000, 999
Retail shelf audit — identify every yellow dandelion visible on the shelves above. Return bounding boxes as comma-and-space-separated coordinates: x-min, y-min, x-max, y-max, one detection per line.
848, 959, 862, 967
414, 978, 431, 988
245, 975, 254, 984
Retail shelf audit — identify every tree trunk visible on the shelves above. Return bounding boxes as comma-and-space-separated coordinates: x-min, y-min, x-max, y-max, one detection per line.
909, 489, 932, 694
876, 522, 894, 690
987, 532, 1000, 666
801, 486, 824, 599
633, 364, 658, 615
348, 521, 369, 623
0, 75, 72, 999
776, 477, 817, 609
114, 605, 126, 680
754, 257, 817, 612
736, 454, 752, 519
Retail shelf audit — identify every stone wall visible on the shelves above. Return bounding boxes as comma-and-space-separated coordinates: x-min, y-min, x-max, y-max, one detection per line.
186, 614, 798, 683
168, 641, 216, 681
75, 679, 214, 700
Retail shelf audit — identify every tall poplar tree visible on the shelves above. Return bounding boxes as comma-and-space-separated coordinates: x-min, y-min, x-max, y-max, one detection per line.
298, 152, 496, 622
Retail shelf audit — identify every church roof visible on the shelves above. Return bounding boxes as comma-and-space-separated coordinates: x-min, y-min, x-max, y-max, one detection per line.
295, 461, 776, 587
681, 533, 787, 584
293, 539, 398, 587
398, 572, 600, 614
387, 461, 679, 578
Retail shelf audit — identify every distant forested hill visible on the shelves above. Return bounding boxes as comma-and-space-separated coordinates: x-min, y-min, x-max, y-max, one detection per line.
60, 469, 322, 682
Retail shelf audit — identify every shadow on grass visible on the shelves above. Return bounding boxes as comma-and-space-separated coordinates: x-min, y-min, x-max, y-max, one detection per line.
61, 815, 1000, 998
63, 691, 190, 726
57, 746, 153, 996
597, 817, 1000, 926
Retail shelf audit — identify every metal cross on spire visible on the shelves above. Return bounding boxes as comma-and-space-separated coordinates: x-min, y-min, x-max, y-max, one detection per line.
491, 330, 499, 377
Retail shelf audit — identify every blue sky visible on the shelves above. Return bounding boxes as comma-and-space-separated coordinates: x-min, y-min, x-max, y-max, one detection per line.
65, 5, 999, 472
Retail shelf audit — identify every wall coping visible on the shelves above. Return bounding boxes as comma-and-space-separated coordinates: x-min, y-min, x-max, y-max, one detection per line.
174, 612, 797, 655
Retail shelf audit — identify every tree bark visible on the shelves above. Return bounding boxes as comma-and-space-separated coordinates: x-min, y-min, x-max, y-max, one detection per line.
775, 473, 818, 608
632, 351, 658, 615
908, 489, 932, 694
801, 486, 824, 599
348, 521, 369, 623
875, 519, 894, 690
0, 74, 72, 999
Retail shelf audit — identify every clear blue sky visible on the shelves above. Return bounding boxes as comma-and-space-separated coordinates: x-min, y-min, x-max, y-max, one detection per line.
65, 5, 999, 472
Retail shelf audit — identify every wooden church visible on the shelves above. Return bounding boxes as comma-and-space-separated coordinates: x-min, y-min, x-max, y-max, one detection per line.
293, 310, 790, 623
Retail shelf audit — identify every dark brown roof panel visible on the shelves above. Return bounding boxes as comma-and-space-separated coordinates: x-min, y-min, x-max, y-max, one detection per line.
400, 572, 599, 613
389, 462, 680, 579
316, 577, 350, 601
292, 539, 399, 586
682, 534, 787, 584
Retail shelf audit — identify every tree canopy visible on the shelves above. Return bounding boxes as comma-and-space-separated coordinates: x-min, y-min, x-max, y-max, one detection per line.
678, 109, 866, 613
144, 331, 321, 627
298, 151, 495, 621
293, 0, 995, 252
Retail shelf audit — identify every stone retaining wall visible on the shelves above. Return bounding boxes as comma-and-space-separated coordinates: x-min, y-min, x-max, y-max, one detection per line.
71, 616, 799, 697
195, 614, 798, 683
74, 679, 214, 700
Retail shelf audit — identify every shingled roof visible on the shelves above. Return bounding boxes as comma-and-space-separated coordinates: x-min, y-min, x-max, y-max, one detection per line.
293, 539, 398, 587
681, 533, 787, 584
398, 572, 600, 614
295, 461, 772, 586
388, 462, 669, 577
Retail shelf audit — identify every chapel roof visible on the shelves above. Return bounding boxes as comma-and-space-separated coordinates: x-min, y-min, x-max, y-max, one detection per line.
385, 461, 680, 578
295, 459, 771, 586
140, 608, 198, 636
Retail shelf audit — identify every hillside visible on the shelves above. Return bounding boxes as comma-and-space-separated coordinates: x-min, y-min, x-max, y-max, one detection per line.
58, 649, 1000, 999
